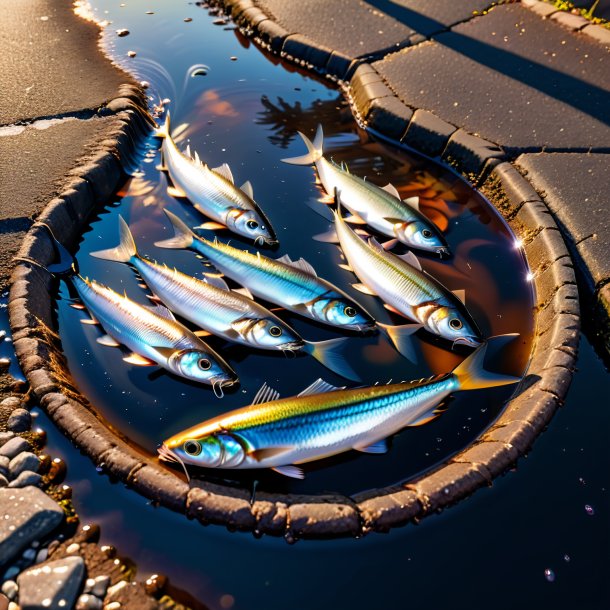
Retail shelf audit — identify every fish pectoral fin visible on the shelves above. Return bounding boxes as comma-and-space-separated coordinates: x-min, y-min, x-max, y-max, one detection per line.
80, 317, 99, 325
202, 274, 230, 290
383, 217, 406, 227
352, 283, 377, 296
407, 408, 442, 427
338, 263, 354, 272
252, 381, 281, 405
212, 163, 234, 184
298, 378, 344, 397
383, 303, 409, 318
146, 294, 163, 304
96, 335, 121, 348
403, 196, 420, 211
377, 322, 422, 363
397, 250, 422, 270
195, 221, 227, 231
155, 163, 167, 172
240, 180, 254, 199
167, 185, 187, 198
123, 353, 157, 366
452, 289, 466, 304
381, 239, 399, 251
146, 303, 176, 321
344, 214, 366, 225
248, 446, 293, 462
354, 438, 388, 454
69, 302, 86, 310
194, 330, 212, 337
380, 183, 401, 199
232, 286, 254, 299
313, 228, 339, 244
271, 465, 305, 479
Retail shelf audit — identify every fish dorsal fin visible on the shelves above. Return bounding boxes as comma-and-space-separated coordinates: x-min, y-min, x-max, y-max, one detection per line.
367, 237, 385, 253
298, 378, 344, 397
96, 334, 120, 348
381, 183, 400, 199
232, 286, 254, 299
252, 382, 281, 405
397, 250, 422, 270
352, 282, 377, 296
403, 196, 420, 211
344, 214, 366, 225
276, 254, 293, 265
354, 438, 388, 454
167, 185, 187, 198
276, 253, 317, 275
194, 151, 201, 165
240, 180, 254, 199
185, 144, 191, 159
146, 303, 176, 321
271, 465, 304, 479
212, 163, 234, 183
452, 289, 466, 304
338, 263, 353, 272
123, 353, 156, 366
202, 275, 230, 290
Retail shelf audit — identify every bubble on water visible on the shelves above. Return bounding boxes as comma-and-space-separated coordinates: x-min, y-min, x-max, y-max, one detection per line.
585, 504, 595, 516
191, 68, 208, 77
544, 568, 555, 582
563, 554, 570, 562
127, 51, 136, 58
230, 56, 238, 61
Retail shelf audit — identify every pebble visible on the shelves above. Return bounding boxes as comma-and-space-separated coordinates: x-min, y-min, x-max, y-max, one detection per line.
35, 547, 48, 563
0, 432, 15, 449
8, 452, 39, 479
127, 50, 136, 57
22, 547, 36, 561
17, 556, 85, 610
0, 437, 30, 460
0, 593, 8, 610
0, 456, 9, 477
7, 409, 31, 433
76, 593, 103, 610
0, 581, 17, 601
0, 474, 8, 488
105, 603, 121, 610
87, 575, 110, 598
0, 398, 21, 411
66, 542, 80, 554
116, 28, 130, 37
7, 471, 42, 488
8, 602, 18, 610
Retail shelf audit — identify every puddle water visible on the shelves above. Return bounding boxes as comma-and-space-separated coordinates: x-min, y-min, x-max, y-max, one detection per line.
56, 0, 534, 496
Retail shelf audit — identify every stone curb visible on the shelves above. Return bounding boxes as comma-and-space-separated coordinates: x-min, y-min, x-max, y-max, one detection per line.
522, 0, 610, 47
7, 4, 580, 540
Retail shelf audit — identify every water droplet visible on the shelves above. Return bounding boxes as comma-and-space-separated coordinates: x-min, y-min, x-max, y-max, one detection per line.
585, 504, 594, 516
563, 554, 570, 562
544, 568, 555, 582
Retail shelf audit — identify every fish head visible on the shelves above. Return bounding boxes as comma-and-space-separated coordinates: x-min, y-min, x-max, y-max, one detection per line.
394, 219, 450, 256
227, 209, 277, 246
169, 349, 237, 390
310, 296, 375, 331
237, 317, 302, 350
427, 305, 482, 348
160, 432, 245, 469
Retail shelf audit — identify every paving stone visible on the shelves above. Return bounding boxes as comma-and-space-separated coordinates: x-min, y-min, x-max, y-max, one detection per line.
0, 474, 8, 488
0, 433, 15, 448
443, 129, 505, 176
0, 437, 31, 460
366, 96, 413, 140
550, 11, 589, 31
17, 556, 85, 610
7, 408, 31, 433
0, 231, 28, 293
521, 0, 559, 18
0, 0, 130, 124
254, 0, 412, 59
581, 23, 610, 46
0, 486, 64, 567
373, 4, 610, 151
8, 471, 42, 488
401, 108, 456, 157
0, 456, 9, 477
8, 452, 39, 479
516, 153, 610, 289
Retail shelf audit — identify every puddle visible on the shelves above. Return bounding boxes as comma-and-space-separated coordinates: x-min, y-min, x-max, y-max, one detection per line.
53, 0, 535, 495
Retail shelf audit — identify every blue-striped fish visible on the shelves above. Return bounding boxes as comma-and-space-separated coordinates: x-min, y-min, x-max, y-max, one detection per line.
158, 336, 518, 478
91, 216, 359, 380
155, 112, 277, 246
282, 125, 449, 256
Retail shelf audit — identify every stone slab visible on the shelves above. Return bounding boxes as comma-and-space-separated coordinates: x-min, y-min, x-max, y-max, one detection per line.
516, 153, 610, 289
373, 4, 610, 151
254, 0, 412, 59
0, 0, 130, 125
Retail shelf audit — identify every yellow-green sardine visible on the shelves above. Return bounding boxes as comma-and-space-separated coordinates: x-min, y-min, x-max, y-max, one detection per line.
282, 125, 449, 256
159, 337, 518, 479
155, 112, 277, 246
334, 202, 483, 348
91, 216, 360, 380
154, 209, 376, 333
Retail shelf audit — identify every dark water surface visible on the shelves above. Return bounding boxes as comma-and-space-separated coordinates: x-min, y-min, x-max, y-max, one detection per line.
35, 0, 608, 608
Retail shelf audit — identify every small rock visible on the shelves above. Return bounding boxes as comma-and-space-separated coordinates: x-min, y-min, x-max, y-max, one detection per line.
1, 580, 17, 601
35, 547, 48, 564
8, 471, 42, 488
8, 453, 39, 479
127, 50, 136, 57
17, 556, 85, 610
22, 547, 36, 562
8, 601, 19, 610
7, 409, 31, 433
0, 433, 15, 449
0, 456, 9, 477
90, 575, 110, 598
76, 593, 103, 610
0, 398, 21, 411
105, 603, 121, 610
184, 17, 192, 22
0, 474, 8, 488
0, 437, 30, 460
0, 592, 9, 610
66, 542, 80, 554
116, 28, 130, 37
0, 358, 10, 371
0, 487, 63, 568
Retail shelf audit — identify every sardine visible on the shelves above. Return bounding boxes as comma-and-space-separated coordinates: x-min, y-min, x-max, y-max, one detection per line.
282, 125, 449, 256
154, 209, 376, 333
155, 112, 277, 246
159, 336, 518, 478
91, 216, 360, 380
333, 201, 483, 348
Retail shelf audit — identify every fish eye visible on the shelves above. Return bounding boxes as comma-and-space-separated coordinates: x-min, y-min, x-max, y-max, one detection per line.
449, 318, 463, 330
269, 326, 282, 337
422, 229, 433, 238
246, 220, 259, 230
198, 358, 212, 371
184, 440, 202, 456
344, 306, 357, 318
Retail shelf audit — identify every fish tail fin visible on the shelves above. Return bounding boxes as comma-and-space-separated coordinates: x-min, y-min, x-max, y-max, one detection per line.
453, 334, 521, 390
154, 209, 195, 250
90, 216, 137, 264
154, 111, 171, 139
281, 125, 324, 165
25, 222, 78, 277
302, 338, 361, 381
378, 322, 422, 363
